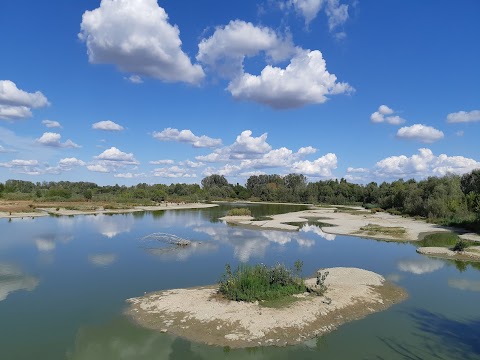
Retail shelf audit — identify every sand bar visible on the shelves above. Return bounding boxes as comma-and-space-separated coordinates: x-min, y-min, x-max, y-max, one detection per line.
0, 202, 217, 219
221, 207, 480, 242
417, 246, 480, 262
126, 267, 406, 348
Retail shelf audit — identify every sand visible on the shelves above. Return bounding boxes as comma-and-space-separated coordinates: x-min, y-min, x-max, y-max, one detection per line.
126, 267, 406, 348
221, 207, 480, 242
0, 202, 217, 219
417, 246, 480, 262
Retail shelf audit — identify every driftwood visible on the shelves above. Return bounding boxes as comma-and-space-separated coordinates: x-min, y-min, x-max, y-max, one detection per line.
140, 232, 193, 247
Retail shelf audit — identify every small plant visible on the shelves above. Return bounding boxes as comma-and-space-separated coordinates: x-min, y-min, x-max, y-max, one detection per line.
453, 239, 468, 252
218, 262, 307, 302
310, 270, 329, 296
226, 208, 252, 216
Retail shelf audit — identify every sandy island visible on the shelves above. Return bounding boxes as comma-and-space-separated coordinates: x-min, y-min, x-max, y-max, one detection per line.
220, 206, 480, 243
0, 202, 218, 219
126, 267, 406, 348
417, 246, 480, 262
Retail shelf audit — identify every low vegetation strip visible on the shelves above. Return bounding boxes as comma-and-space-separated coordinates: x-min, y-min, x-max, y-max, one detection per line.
226, 208, 252, 216
359, 223, 407, 236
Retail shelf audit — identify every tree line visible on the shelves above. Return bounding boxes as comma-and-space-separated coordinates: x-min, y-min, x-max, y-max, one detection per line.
1, 170, 479, 231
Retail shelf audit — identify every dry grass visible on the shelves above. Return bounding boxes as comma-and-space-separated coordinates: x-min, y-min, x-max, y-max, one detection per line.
359, 223, 407, 237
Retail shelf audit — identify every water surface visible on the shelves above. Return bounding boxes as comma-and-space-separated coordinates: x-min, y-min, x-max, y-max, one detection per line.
0, 204, 479, 359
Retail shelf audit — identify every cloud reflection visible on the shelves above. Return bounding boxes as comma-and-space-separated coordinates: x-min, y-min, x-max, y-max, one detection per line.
397, 257, 444, 275
194, 225, 321, 262
88, 253, 117, 267
448, 278, 480, 292
300, 224, 336, 241
0, 263, 39, 301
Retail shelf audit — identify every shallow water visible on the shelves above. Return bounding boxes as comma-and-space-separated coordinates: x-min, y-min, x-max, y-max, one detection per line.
0, 204, 479, 360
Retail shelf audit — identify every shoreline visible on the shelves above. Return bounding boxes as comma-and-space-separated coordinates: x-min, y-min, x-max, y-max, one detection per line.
417, 246, 480, 262
126, 267, 407, 348
0, 202, 218, 219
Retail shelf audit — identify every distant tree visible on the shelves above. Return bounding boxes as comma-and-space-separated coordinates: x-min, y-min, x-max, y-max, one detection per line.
83, 189, 93, 201
201, 174, 229, 189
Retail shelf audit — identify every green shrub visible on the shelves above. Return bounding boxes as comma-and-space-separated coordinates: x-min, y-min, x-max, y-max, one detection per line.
219, 262, 307, 302
420, 232, 460, 247
226, 208, 252, 216
453, 239, 469, 252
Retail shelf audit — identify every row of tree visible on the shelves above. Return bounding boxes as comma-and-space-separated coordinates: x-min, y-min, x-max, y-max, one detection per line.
1, 170, 479, 230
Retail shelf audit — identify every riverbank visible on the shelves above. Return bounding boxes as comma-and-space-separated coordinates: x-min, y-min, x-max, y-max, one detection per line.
0, 200, 217, 218
126, 267, 406, 348
220, 206, 480, 242
417, 246, 480, 262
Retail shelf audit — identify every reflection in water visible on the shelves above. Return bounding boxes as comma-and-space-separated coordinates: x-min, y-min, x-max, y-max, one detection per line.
379, 309, 480, 360
448, 278, 480, 292
300, 225, 336, 241
88, 253, 117, 267
0, 263, 39, 301
194, 225, 323, 262
397, 257, 444, 275
36, 238, 55, 252
386, 273, 403, 282
59, 214, 134, 238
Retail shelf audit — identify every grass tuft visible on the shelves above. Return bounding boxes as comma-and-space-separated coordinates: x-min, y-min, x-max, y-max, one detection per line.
226, 208, 252, 216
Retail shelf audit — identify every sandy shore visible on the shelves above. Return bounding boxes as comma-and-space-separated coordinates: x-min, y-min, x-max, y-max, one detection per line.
221, 207, 480, 242
417, 246, 480, 262
0, 202, 217, 219
126, 267, 406, 348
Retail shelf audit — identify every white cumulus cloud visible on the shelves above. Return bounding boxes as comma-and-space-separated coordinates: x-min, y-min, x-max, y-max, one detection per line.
95, 147, 138, 164
396, 124, 444, 143
370, 105, 406, 125
197, 20, 295, 78
92, 120, 124, 131
291, 153, 337, 176
375, 148, 480, 178
0, 80, 49, 120
42, 120, 61, 128
152, 166, 196, 178
153, 128, 222, 148
228, 49, 353, 109
79, 0, 204, 84
36, 132, 81, 148
446, 110, 480, 123
149, 159, 174, 165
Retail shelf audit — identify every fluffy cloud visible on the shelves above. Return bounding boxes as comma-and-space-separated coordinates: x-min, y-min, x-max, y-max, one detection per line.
446, 110, 480, 123
42, 120, 61, 128
95, 147, 138, 164
58, 157, 86, 168
197, 20, 295, 77
36, 132, 81, 148
396, 124, 444, 143
179, 160, 205, 168
126, 75, 143, 84
370, 105, 406, 125
375, 148, 480, 178
291, 153, 337, 176
197, 21, 352, 109
0, 159, 40, 175
287, 0, 349, 33
152, 166, 196, 178
79, 0, 204, 84
228, 49, 353, 109
88, 147, 139, 173
197, 130, 334, 178
92, 120, 124, 131
0, 80, 49, 120
153, 128, 222, 148
397, 258, 444, 275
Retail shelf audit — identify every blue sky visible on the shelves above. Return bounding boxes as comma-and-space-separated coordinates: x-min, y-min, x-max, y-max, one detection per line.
0, 0, 479, 185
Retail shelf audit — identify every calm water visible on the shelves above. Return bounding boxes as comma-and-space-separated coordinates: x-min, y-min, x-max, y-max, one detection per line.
0, 204, 479, 360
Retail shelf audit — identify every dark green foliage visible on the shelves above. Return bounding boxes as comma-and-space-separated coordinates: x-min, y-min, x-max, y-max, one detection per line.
453, 239, 469, 252
218, 263, 307, 302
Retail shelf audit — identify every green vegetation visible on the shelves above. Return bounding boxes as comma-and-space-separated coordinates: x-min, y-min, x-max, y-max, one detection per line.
420, 232, 461, 247
226, 208, 252, 216
1, 169, 479, 234
359, 223, 407, 236
218, 263, 307, 302
453, 239, 469, 252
